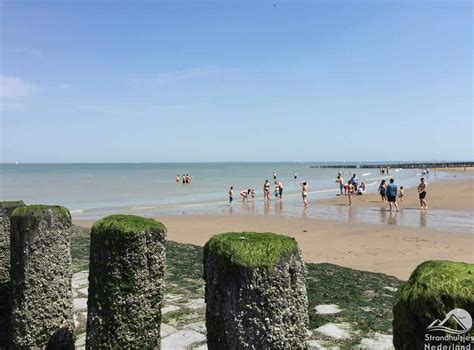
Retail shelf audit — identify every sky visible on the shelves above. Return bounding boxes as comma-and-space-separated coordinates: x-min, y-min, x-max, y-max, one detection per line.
0, 1, 472, 163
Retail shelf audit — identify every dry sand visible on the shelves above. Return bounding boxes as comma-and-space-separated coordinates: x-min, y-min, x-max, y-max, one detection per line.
73, 179, 473, 281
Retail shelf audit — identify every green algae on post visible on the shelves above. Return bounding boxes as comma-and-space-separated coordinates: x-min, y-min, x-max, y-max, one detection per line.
204, 232, 299, 268
91, 214, 166, 237
86, 214, 166, 349
393, 260, 474, 349
204, 231, 308, 349
11, 205, 71, 233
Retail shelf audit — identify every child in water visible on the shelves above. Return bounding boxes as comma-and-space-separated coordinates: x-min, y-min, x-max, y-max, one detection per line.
251, 189, 256, 199
229, 186, 234, 205
399, 186, 404, 203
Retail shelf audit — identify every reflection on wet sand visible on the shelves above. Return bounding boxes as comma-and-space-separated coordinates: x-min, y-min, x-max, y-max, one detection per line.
387, 211, 397, 225
420, 210, 427, 227
74, 196, 473, 234
275, 201, 284, 216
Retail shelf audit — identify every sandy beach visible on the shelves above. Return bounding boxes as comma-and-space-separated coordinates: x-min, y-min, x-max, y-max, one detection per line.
317, 179, 474, 210
73, 179, 473, 281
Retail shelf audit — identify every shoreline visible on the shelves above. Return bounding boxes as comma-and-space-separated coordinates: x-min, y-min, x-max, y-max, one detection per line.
73, 178, 473, 281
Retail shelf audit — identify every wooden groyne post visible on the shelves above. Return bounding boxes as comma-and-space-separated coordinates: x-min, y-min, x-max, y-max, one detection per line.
0, 201, 25, 348
86, 214, 167, 349
204, 232, 308, 349
10, 205, 75, 349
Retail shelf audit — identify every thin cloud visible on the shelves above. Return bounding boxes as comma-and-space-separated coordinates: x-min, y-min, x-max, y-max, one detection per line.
7, 47, 45, 59
131, 66, 239, 90
57, 82, 72, 89
76, 104, 123, 114
0, 75, 37, 99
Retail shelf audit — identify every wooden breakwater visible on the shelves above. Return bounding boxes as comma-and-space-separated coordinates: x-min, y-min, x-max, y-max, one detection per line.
309, 162, 474, 169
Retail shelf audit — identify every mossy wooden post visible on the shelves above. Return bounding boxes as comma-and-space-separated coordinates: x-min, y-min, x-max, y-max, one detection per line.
10, 205, 75, 349
86, 214, 166, 349
0, 201, 25, 348
204, 232, 308, 349
393, 260, 474, 349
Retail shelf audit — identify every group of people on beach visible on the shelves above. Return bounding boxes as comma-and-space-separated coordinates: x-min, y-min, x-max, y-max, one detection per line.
377, 177, 428, 211
176, 174, 192, 184
334, 173, 367, 205
228, 171, 308, 205
227, 170, 429, 210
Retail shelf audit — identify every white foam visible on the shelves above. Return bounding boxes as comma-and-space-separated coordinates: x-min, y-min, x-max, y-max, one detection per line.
70, 209, 84, 214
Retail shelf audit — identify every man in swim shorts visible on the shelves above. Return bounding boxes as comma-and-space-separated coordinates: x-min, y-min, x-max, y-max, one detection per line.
386, 178, 399, 212
278, 180, 283, 199
418, 178, 428, 209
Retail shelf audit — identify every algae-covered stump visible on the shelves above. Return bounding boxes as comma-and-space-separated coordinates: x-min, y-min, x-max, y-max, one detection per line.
10, 205, 75, 349
86, 214, 167, 349
0, 200, 25, 348
393, 260, 474, 349
204, 232, 308, 349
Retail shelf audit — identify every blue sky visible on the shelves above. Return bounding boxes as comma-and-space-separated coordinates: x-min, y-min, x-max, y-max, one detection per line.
1, 1, 472, 162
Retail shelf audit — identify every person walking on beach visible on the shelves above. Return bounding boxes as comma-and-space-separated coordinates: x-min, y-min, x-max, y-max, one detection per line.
264, 180, 271, 201
378, 180, 387, 201
386, 178, 399, 212
335, 175, 344, 195
278, 180, 283, 200
418, 178, 428, 209
351, 174, 359, 192
229, 186, 234, 205
347, 181, 355, 206
301, 182, 308, 206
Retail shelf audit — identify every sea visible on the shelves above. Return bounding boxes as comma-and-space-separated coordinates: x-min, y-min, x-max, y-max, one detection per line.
1, 162, 472, 233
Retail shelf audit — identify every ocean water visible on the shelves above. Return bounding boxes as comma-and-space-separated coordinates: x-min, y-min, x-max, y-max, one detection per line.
1, 163, 471, 233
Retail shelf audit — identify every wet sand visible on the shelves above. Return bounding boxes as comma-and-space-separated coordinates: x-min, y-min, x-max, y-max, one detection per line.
317, 179, 474, 210
73, 179, 473, 281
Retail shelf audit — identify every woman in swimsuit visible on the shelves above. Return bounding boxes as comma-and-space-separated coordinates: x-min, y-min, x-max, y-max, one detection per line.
347, 181, 355, 206
264, 180, 271, 201
301, 182, 308, 206
378, 180, 387, 201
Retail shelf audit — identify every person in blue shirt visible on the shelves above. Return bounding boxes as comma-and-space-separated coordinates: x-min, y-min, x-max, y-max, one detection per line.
386, 178, 399, 212
351, 174, 359, 192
